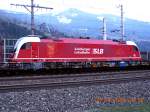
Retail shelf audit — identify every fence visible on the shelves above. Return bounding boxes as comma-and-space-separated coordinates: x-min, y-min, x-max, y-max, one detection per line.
2, 39, 17, 63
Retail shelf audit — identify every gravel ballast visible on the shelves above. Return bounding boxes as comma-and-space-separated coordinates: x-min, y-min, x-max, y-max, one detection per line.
0, 80, 150, 112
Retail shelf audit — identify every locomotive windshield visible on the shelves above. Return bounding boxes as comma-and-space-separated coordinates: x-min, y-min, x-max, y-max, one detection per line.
20, 43, 31, 49
133, 46, 138, 52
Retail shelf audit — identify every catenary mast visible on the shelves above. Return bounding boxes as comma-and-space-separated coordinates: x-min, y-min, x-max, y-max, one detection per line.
102, 17, 107, 40
120, 4, 124, 41
118, 4, 124, 41
11, 0, 53, 35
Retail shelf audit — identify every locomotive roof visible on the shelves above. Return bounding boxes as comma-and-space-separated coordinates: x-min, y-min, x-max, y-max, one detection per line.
41, 38, 120, 45
14, 36, 40, 49
15, 36, 137, 48
15, 36, 136, 46
41, 38, 137, 46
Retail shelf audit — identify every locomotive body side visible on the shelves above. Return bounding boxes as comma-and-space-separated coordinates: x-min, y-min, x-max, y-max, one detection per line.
12, 36, 142, 63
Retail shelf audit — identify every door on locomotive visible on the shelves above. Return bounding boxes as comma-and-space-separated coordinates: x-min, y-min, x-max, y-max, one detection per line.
31, 43, 39, 59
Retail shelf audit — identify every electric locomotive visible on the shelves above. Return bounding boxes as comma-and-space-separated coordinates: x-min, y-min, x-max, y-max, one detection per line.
11, 35, 142, 68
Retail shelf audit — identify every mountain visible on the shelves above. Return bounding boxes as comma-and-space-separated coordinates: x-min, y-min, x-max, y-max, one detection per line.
37, 8, 150, 40
0, 18, 30, 39
1, 8, 150, 51
1, 8, 150, 40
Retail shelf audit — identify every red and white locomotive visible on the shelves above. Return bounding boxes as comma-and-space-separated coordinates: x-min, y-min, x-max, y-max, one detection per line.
11, 35, 141, 68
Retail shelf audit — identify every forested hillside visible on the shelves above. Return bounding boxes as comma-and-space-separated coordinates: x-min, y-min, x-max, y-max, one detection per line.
0, 18, 31, 39
0, 9, 67, 39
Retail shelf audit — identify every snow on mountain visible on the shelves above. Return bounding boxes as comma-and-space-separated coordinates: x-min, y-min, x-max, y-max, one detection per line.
56, 15, 72, 24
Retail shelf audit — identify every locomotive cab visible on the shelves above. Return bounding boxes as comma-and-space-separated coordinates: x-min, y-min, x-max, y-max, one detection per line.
13, 36, 40, 61
126, 41, 141, 60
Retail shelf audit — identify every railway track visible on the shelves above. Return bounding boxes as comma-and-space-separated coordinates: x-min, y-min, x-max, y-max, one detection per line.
0, 64, 150, 76
0, 70, 150, 91
0, 69, 150, 81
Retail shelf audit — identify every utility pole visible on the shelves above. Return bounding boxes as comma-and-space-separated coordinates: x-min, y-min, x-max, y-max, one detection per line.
118, 4, 124, 41
11, 0, 53, 35
31, 0, 34, 35
102, 17, 107, 40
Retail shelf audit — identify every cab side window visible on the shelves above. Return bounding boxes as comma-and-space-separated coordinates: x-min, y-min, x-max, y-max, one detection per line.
26, 43, 31, 49
21, 43, 31, 49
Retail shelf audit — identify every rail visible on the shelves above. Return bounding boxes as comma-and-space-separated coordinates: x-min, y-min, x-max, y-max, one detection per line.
0, 70, 150, 91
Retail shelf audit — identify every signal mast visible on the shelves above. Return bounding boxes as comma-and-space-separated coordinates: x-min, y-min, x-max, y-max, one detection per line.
11, 0, 53, 35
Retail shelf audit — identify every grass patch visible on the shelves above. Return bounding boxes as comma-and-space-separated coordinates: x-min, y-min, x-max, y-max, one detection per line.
88, 103, 150, 112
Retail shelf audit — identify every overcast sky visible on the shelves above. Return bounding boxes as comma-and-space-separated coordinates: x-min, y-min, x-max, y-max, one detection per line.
0, 0, 150, 22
